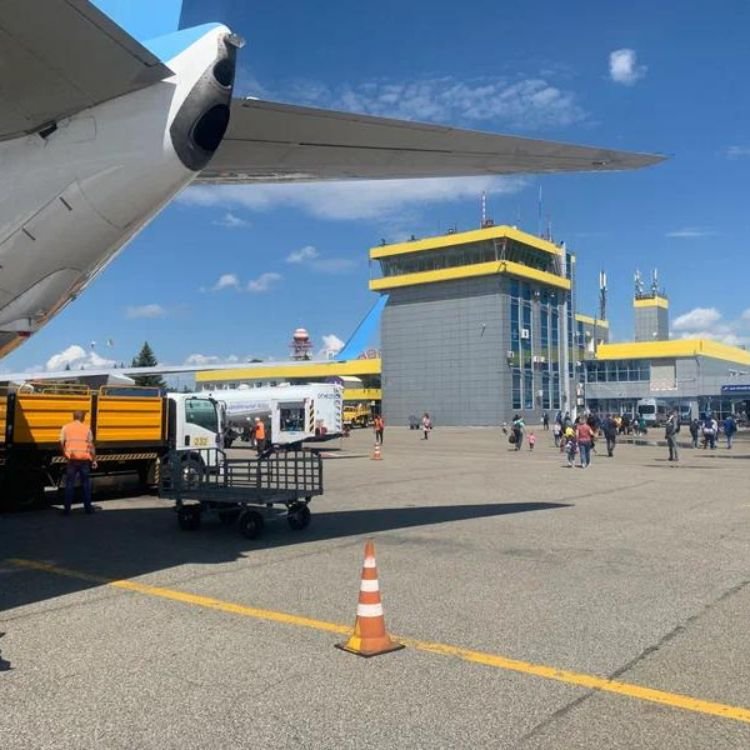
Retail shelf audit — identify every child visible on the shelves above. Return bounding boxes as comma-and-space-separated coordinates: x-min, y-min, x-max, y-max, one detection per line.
564, 425, 576, 467
528, 431, 536, 451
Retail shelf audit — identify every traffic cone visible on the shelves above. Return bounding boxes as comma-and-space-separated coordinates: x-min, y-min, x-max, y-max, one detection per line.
371, 443, 382, 460
336, 540, 404, 657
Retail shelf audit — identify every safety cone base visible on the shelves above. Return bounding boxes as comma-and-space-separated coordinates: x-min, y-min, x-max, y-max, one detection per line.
335, 638, 405, 658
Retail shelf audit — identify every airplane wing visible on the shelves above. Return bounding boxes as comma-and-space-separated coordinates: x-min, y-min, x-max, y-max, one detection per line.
197, 98, 664, 183
0, 0, 173, 141
0, 359, 333, 385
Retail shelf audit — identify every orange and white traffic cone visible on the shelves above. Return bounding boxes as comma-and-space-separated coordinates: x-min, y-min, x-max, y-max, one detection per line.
371, 443, 382, 460
336, 540, 404, 657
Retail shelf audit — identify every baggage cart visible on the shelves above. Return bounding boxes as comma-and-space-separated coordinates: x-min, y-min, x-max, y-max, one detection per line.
159, 448, 323, 539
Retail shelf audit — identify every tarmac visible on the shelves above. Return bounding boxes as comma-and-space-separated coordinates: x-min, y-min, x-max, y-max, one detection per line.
2, 426, 750, 749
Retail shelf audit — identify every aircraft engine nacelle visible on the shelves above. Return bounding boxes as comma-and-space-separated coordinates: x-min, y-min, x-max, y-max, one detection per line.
0, 25, 239, 348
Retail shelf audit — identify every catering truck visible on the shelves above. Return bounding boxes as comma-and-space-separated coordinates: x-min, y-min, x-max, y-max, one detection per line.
199, 383, 344, 445
0, 384, 223, 510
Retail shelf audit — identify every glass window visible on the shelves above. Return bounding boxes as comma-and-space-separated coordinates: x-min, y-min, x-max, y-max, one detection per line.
524, 374, 533, 410
185, 399, 217, 432
279, 403, 305, 432
512, 370, 521, 409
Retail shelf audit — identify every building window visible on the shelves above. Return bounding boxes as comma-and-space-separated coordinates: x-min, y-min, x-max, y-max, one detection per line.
512, 369, 521, 409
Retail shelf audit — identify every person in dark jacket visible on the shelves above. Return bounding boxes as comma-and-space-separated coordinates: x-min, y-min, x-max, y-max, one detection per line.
601, 414, 617, 457
723, 415, 737, 449
665, 410, 680, 462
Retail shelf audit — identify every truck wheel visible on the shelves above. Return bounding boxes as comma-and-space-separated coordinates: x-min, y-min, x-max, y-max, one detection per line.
287, 504, 311, 530
182, 458, 204, 489
238, 510, 264, 539
178, 506, 201, 531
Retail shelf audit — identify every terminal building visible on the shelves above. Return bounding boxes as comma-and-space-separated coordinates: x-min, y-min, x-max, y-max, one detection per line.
369, 224, 598, 425
198, 225, 750, 425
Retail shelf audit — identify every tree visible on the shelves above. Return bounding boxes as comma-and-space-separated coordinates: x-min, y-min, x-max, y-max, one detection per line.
131, 341, 167, 389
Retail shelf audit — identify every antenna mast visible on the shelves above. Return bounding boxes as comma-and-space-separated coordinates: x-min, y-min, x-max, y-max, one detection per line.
599, 270, 607, 321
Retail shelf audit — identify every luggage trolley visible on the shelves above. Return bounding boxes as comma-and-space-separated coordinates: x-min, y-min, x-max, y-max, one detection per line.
159, 448, 323, 539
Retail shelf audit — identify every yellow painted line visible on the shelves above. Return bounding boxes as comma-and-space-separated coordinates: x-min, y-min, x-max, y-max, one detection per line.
8, 557, 750, 725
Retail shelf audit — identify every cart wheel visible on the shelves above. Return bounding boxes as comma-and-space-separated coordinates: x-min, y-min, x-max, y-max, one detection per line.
287, 504, 311, 530
219, 509, 241, 526
178, 506, 201, 531
238, 510, 264, 539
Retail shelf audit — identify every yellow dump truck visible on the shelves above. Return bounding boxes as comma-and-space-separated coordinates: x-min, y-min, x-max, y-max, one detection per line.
0, 384, 222, 510
343, 403, 372, 428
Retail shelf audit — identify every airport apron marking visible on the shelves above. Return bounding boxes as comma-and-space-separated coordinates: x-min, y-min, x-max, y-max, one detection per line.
8, 557, 750, 725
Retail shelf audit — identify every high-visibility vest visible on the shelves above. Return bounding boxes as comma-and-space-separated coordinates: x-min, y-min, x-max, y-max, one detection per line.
255, 422, 266, 440
62, 421, 93, 461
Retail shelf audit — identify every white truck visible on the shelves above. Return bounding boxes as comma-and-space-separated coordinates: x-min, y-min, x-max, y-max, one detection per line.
197, 383, 344, 446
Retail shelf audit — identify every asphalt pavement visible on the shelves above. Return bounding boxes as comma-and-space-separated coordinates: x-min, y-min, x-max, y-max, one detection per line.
2, 426, 750, 749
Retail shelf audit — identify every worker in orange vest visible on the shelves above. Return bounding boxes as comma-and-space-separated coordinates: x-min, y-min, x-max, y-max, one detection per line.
254, 417, 267, 456
373, 415, 385, 445
60, 410, 97, 515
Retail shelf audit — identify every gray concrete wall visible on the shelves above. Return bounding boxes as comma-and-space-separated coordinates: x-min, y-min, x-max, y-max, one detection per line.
381, 277, 509, 426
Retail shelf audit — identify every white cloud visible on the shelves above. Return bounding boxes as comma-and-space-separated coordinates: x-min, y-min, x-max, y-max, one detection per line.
671, 307, 750, 346
184, 354, 240, 366
665, 227, 716, 238
726, 146, 750, 159
212, 273, 241, 291
247, 272, 282, 293
673, 307, 722, 331
125, 304, 166, 319
181, 175, 528, 222
285, 245, 357, 275
609, 49, 647, 86
213, 212, 250, 229
286, 245, 319, 264
288, 76, 586, 129
319, 334, 345, 359
45, 344, 116, 371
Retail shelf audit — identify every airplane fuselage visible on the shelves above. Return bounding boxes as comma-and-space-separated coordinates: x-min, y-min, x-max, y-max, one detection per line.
0, 25, 237, 358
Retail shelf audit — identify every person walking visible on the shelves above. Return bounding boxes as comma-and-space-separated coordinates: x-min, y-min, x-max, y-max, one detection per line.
254, 417, 267, 455
665, 409, 680, 462
575, 417, 593, 469
601, 413, 617, 457
552, 421, 562, 448
421, 413, 432, 440
60, 410, 97, 515
702, 414, 716, 450
511, 414, 525, 451
563, 424, 576, 467
373, 414, 385, 445
689, 417, 700, 448
542, 412, 549, 431
528, 431, 536, 451
723, 415, 737, 449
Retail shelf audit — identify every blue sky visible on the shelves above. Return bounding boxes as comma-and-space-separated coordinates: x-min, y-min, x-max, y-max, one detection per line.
4, 0, 750, 373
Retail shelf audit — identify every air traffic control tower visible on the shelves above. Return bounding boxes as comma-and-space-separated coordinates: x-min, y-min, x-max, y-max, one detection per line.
369, 225, 580, 426
633, 269, 669, 341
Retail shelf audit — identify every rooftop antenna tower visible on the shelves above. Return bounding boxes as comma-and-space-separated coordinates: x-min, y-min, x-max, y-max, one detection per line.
537, 184, 543, 237
599, 270, 607, 321
480, 191, 486, 228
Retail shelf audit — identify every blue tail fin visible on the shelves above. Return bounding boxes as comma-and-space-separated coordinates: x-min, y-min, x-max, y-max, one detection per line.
91, 0, 184, 42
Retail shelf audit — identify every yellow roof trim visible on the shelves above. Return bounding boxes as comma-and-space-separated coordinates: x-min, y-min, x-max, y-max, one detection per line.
369, 225, 563, 260
633, 296, 669, 309
369, 260, 571, 292
575, 314, 609, 329
343, 388, 382, 401
596, 340, 750, 365
196, 358, 381, 383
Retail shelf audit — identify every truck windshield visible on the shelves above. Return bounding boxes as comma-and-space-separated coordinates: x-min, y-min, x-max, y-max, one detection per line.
185, 399, 217, 432
638, 405, 656, 415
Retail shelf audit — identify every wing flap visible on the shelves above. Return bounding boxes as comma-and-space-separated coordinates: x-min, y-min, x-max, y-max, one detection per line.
198, 98, 664, 183
0, 0, 173, 141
